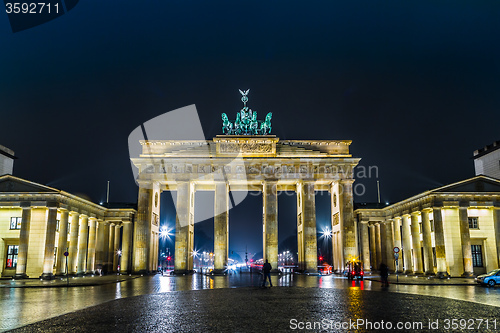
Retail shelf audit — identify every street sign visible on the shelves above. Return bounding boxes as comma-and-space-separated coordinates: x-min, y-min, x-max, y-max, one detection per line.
64, 251, 69, 257
393, 247, 400, 253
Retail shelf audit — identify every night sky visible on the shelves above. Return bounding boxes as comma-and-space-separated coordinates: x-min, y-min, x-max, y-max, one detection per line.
2, 1, 500, 256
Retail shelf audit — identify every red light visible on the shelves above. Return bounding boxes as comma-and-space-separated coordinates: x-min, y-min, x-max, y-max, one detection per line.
360, 271, 363, 275
167, 256, 171, 261
319, 256, 323, 261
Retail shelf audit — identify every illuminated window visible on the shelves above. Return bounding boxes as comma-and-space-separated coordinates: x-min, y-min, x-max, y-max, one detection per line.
54, 247, 57, 267
56, 220, 60, 232
6, 245, 18, 268
468, 217, 479, 229
471, 245, 483, 267
9, 217, 22, 230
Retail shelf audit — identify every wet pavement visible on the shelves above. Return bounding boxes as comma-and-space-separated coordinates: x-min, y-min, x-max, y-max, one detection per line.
1, 272, 500, 332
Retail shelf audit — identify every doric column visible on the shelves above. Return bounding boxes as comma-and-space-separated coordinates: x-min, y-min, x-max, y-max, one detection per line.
494, 208, 500, 267
301, 182, 318, 272
369, 224, 377, 270
393, 217, 403, 272
401, 214, 413, 274
133, 185, 153, 274
95, 220, 109, 273
421, 209, 434, 275
174, 182, 194, 274
263, 181, 279, 272
67, 212, 80, 275
41, 206, 59, 279
296, 182, 305, 271
15, 205, 31, 279
55, 209, 69, 275
340, 179, 357, 265
384, 220, 395, 271
375, 223, 382, 269
214, 182, 229, 273
459, 206, 473, 276
410, 212, 423, 274
108, 223, 115, 272
433, 207, 449, 278
86, 217, 97, 274
113, 224, 121, 272
360, 221, 371, 272
77, 215, 89, 275
121, 220, 133, 274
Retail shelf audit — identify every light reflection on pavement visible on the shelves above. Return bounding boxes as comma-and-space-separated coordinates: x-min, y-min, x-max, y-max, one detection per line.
1, 272, 499, 332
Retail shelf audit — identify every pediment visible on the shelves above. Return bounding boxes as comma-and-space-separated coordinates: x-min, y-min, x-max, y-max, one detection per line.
433, 176, 500, 193
0, 176, 58, 193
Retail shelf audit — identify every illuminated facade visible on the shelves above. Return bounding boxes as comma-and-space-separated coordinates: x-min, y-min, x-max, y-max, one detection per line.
355, 176, 500, 277
0, 175, 136, 278
131, 136, 360, 274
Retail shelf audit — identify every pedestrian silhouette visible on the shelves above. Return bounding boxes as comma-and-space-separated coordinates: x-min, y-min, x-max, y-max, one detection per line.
380, 263, 389, 287
262, 259, 272, 287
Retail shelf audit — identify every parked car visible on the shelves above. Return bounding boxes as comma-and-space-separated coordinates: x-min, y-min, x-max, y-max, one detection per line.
476, 269, 500, 287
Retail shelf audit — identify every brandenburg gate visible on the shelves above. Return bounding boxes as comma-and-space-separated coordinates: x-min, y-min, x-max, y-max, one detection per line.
130, 91, 360, 274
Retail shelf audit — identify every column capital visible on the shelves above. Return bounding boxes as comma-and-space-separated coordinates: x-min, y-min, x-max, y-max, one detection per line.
422, 207, 433, 213
411, 210, 420, 217
393, 216, 402, 221
339, 179, 355, 185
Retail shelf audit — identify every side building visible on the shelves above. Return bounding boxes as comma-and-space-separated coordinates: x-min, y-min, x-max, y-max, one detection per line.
354, 175, 500, 277
474, 140, 500, 179
0, 175, 136, 279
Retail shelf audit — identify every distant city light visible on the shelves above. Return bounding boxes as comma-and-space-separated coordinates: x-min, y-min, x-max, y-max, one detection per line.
321, 227, 332, 239
160, 226, 173, 240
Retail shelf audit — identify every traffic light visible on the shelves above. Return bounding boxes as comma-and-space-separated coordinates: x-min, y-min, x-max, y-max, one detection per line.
167, 256, 171, 261
319, 256, 323, 261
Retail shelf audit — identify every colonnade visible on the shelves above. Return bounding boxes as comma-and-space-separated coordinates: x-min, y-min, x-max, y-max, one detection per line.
135, 178, 357, 275
14, 205, 133, 279
358, 206, 489, 277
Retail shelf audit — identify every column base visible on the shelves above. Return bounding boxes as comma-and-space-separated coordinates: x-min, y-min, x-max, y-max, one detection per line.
40, 273, 55, 280
424, 271, 436, 276
437, 271, 450, 279
462, 272, 474, 277
14, 273, 28, 279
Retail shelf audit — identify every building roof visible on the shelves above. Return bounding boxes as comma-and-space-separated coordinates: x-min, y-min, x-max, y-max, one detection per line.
0, 175, 136, 218
473, 140, 500, 159
0, 145, 16, 160
355, 175, 500, 215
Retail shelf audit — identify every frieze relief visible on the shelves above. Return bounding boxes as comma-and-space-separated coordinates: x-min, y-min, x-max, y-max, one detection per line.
332, 212, 339, 226
219, 142, 273, 154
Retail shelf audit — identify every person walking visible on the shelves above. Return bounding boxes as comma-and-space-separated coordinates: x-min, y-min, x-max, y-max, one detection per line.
380, 263, 389, 287
262, 259, 273, 287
